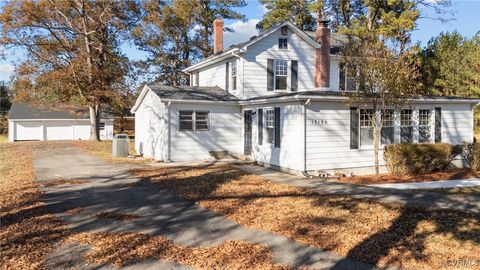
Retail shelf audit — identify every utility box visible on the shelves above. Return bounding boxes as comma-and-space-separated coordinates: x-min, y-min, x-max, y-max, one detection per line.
112, 134, 129, 157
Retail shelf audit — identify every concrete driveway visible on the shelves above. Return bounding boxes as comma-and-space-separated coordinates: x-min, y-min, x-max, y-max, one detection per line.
34, 147, 380, 270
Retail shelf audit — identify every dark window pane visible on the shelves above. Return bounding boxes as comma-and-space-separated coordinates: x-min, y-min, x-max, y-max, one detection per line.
279, 38, 288, 49
179, 111, 194, 131
401, 127, 413, 143
360, 127, 374, 146
419, 126, 430, 143
232, 77, 237, 90
195, 111, 209, 131
275, 76, 287, 90
381, 127, 394, 145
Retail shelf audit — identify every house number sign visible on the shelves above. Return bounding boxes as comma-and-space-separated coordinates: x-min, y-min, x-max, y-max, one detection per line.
311, 119, 328, 125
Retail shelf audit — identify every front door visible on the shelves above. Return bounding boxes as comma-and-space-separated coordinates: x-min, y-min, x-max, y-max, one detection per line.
244, 110, 252, 155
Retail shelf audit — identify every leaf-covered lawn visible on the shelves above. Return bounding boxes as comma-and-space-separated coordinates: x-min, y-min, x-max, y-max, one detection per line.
131, 164, 480, 270
0, 142, 289, 270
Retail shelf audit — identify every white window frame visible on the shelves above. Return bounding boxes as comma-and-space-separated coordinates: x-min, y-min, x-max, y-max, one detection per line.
381, 109, 395, 146
274, 59, 288, 91
278, 38, 288, 50
359, 109, 374, 148
418, 109, 432, 143
400, 109, 414, 143
231, 60, 237, 91
339, 64, 358, 91
178, 110, 210, 132
265, 108, 275, 144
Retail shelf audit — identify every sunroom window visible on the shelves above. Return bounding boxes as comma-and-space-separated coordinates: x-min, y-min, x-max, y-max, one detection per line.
275, 60, 288, 90
381, 109, 394, 145
359, 109, 374, 146
419, 109, 431, 142
400, 109, 413, 143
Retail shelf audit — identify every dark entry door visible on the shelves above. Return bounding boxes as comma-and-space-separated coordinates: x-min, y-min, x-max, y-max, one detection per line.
244, 110, 252, 155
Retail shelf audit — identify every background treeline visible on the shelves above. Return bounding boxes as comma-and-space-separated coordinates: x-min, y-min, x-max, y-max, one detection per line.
0, 0, 478, 136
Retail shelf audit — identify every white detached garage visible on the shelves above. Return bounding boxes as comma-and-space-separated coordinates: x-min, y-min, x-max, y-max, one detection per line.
8, 103, 114, 141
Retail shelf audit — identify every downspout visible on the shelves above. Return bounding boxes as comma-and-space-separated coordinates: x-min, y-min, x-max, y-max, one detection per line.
166, 101, 172, 162
184, 71, 193, 86
301, 98, 311, 178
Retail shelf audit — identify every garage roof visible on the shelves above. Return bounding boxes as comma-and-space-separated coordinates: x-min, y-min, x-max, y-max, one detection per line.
8, 103, 114, 120
148, 84, 239, 102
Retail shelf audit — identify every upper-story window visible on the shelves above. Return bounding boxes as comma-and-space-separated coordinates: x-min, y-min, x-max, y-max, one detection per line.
339, 64, 357, 91
275, 60, 288, 90
231, 60, 237, 91
265, 109, 275, 144
278, 38, 288, 50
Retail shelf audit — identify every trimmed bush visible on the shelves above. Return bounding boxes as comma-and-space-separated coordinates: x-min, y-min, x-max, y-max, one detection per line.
384, 143, 463, 176
462, 141, 480, 174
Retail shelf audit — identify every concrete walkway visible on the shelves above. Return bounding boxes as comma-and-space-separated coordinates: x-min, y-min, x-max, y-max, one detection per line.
237, 165, 480, 214
370, 178, 480, 190
33, 148, 379, 270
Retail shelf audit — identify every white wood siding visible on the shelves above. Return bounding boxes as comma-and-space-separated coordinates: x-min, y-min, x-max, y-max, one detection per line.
243, 102, 305, 171
134, 90, 167, 160
170, 103, 241, 161
198, 59, 227, 87
305, 101, 474, 171
198, 58, 244, 99
441, 103, 474, 144
243, 29, 317, 99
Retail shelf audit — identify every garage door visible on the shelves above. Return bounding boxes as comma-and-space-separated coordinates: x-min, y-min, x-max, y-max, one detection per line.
45, 122, 74, 140
15, 122, 42, 141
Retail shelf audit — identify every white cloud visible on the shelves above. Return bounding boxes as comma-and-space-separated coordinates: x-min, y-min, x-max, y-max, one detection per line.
224, 19, 260, 49
0, 64, 14, 74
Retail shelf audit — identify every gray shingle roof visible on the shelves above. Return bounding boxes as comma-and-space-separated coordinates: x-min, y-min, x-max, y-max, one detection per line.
8, 103, 113, 120
245, 90, 480, 102
148, 85, 239, 102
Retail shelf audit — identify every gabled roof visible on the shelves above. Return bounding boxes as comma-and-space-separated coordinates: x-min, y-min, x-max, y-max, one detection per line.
149, 85, 239, 101
131, 84, 239, 113
8, 103, 114, 120
183, 21, 321, 73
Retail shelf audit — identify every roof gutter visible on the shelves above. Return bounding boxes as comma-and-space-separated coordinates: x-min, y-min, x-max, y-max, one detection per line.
161, 99, 239, 105
183, 48, 241, 72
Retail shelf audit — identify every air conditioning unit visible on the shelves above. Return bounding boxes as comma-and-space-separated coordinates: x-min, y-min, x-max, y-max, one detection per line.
281, 26, 288, 36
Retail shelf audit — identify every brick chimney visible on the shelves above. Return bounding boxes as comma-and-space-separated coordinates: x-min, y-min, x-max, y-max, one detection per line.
213, 18, 224, 54
315, 20, 331, 89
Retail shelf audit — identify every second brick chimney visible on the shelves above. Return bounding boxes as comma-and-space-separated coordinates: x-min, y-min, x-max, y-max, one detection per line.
213, 18, 224, 54
315, 20, 331, 89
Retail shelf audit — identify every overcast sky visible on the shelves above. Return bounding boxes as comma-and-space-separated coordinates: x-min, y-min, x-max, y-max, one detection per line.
0, 0, 479, 82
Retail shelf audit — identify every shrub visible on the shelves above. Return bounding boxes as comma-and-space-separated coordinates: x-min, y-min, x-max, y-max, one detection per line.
462, 141, 480, 174
384, 143, 463, 176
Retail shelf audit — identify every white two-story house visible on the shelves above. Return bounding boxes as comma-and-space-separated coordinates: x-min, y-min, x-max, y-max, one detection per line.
132, 19, 478, 175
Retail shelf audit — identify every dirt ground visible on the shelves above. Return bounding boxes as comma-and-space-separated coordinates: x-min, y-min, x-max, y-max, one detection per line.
132, 164, 480, 270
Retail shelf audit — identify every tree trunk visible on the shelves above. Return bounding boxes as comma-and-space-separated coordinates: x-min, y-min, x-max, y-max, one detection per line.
374, 126, 381, 175
89, 104, 100, 141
